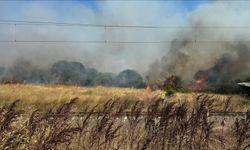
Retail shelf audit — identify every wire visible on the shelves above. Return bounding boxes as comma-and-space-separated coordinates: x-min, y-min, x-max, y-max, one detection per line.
0, 20, 175, 28
0, 40, 249, 44
0, 40, 105, 43
1, 20, 250, 44
1, 19, 250, 29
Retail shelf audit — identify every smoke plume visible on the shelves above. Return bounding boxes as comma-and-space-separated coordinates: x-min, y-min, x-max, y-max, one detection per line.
148, 1, 250, 90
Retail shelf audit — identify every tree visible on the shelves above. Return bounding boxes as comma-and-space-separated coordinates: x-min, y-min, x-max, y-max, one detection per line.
115, 69, 145, 88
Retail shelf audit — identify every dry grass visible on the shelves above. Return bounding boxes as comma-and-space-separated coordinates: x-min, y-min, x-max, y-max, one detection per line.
0, 83, 248, 112
0, 96, 248, 150
0, 83, 162, 111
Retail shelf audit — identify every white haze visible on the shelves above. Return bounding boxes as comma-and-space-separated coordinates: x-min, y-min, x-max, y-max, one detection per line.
0, 1, 250, 79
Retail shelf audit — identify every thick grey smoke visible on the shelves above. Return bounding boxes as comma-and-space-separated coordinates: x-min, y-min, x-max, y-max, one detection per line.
148, 1, 250, 90
192, 43, 250, 90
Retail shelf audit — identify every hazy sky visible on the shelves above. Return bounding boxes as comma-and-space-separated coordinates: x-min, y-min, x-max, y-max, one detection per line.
1, 0, 249, 77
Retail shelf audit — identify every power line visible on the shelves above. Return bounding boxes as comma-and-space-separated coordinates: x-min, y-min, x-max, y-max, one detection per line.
0, 40, 249, 44
0, 20, 105, 28
1, 19, 250, 44
0, 40, 105, 43
1, 19, 250, 29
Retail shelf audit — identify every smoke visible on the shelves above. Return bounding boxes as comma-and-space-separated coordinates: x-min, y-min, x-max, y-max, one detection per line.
148, 1, 250, 89
0, 1, 250, 89
193, 43, 250, 91
0, 1, 183, 74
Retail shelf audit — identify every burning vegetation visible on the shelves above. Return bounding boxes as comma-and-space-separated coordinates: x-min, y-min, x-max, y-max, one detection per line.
147, 41, 250, 96
0, 58, 249, 97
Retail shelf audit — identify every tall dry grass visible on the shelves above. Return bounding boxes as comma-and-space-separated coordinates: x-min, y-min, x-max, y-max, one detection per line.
0, 83, 248, 112
0, 94, 248, 150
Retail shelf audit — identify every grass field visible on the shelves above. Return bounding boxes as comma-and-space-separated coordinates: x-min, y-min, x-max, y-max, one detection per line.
0, 83, 248, 112
0, 83, 249, 150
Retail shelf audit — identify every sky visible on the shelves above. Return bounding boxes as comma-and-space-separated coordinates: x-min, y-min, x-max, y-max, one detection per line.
1, 0, 250, 79
82, 0, 207, 12
0, 0, 208, 72
0, 0, 207, 22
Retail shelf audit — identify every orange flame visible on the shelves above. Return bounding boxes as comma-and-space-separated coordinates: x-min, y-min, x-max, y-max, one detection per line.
195, 76, 208, 84
146, 84, 151, 92
191, 75, 208, 91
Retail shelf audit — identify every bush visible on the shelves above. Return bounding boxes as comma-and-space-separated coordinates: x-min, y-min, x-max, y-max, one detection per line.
114, 69, 145, 88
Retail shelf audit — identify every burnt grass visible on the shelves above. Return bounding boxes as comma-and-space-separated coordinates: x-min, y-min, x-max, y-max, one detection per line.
0, 95, 249, 150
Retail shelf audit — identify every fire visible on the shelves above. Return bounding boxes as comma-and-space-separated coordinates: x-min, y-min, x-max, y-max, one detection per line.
191, 75, 208, 91
146, 84, 151, 92
195, 76, 208, 84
